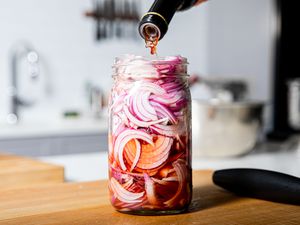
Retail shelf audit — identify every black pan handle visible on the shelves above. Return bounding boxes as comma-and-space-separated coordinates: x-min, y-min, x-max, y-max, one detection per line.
213, 168, 300, 205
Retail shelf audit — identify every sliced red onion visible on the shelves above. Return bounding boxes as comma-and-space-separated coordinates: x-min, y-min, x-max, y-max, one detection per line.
129, 139, 141, 172
111, 115, 124, 136
132, 91, 158, 121
150, 124, 180, 137
114, 129, 153, 171
176, 134, 185, 149
151, 177, 168, 185
150, 101, 177, 124
162, 176, 178, 182
154, 64, 170, 71
161, 83, 184, 93
125, 158, 168, 176
125, 136, 173, 170
156, 80, 165, 85
164, 159, 187, 207
174, 111, 184, 117
151, 176, 178, 185
123, 104, 167, 128
144, 173, 159, 205
139, 82, 167, 95
158, 166, 175, 178
122, 177, 134, 189
110, 164, 145, 178
150, 93, 182, 106
115, 196, 147, 210
110, 177, 144, 203
117, 111, 129, 125
110, 93, 126, 114
136, 137, 172, 170
169, 98, 188, 111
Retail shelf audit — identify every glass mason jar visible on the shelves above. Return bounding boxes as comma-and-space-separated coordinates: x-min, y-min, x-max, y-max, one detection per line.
108, 55, 192, 215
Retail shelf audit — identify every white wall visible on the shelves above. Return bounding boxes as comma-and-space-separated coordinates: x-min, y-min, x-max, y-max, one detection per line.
0, 0, 209, 122
206, 0, 276, 102
0, 0, 275, 124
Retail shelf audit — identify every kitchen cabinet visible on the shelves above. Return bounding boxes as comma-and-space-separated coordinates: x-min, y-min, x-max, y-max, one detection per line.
0, 133, 108, 156
0, 117, 108, 156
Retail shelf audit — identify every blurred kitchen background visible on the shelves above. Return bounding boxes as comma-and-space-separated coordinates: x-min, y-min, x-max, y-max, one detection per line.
1, 0, 299, 181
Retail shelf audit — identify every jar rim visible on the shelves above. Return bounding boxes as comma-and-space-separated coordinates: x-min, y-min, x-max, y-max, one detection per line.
113, 54, 188, 66
112, 54, 189, 78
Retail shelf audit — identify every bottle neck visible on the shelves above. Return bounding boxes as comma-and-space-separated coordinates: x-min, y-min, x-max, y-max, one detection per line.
139, 0, 197, 41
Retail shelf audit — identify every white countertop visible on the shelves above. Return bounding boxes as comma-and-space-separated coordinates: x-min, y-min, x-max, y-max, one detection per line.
0, 117, 108, 140
38, 140, 300, 182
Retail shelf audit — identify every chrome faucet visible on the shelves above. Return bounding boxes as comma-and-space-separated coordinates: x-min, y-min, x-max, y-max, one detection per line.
7, 42, 39, 124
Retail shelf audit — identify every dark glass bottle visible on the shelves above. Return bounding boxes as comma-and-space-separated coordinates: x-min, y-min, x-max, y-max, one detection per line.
139, 0, 198, 41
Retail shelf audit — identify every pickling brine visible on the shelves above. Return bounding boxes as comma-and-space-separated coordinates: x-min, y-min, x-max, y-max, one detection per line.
108, 55, 192, 215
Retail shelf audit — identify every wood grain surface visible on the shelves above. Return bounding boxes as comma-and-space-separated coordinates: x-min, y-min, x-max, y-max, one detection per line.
0, 170, 299, 225
0, 153, 64, 189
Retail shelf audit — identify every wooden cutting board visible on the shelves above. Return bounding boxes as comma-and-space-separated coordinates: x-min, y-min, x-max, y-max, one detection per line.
0, 170, 299, 225
0, 153, 64, 189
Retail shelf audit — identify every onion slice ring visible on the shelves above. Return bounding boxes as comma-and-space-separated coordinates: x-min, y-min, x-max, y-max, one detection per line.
110, 177, 144, 204
114, 129, 153, 171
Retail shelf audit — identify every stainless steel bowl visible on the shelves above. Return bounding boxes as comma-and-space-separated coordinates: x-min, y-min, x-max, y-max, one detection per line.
192, 100, 264, 157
